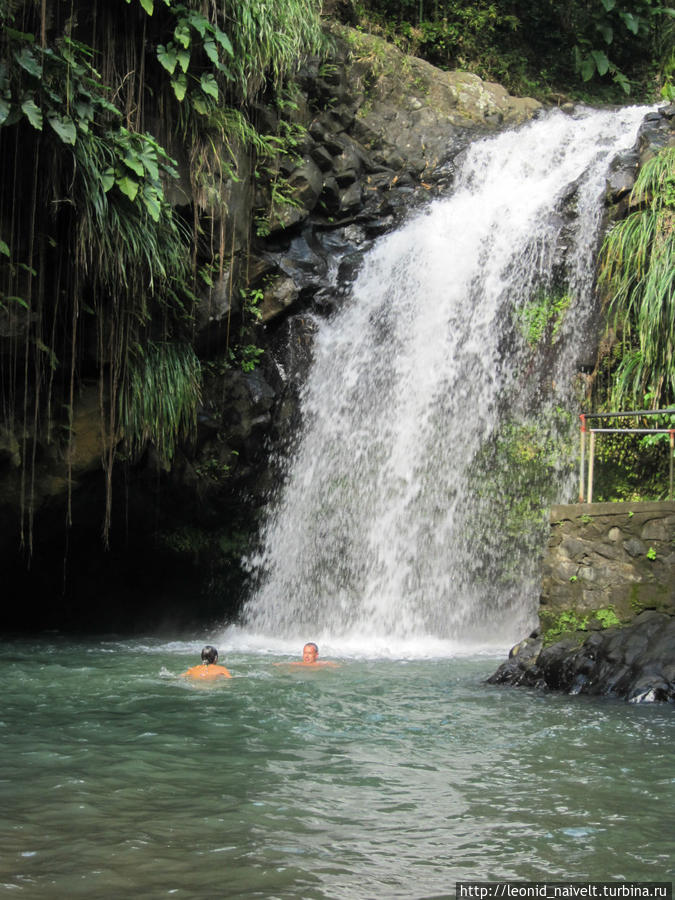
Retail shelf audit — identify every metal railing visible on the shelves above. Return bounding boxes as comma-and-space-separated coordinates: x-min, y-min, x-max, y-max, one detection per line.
578, 409, 675, 503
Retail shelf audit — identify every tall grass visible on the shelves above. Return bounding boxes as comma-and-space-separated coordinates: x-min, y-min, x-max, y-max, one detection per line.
120, 341, 202, 465
223, 0, 327, 99
598, 146, 675, 409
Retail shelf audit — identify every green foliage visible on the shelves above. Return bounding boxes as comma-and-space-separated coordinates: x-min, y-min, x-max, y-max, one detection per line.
541, 606, 622, 645
351, 0, 674, 100
598, 146, 675, 410
518, 290, 572, 348
120, 341, 202, 465
225, 0, 327, 98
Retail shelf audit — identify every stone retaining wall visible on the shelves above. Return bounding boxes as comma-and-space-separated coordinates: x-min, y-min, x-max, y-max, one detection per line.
488, 502, 675, 701
541, 501, 675, 633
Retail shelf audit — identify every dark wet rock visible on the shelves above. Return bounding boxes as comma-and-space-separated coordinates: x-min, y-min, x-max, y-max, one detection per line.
489, 610, 675, 703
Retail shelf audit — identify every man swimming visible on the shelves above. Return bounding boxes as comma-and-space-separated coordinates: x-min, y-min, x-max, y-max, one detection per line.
181, 645, 232, 679
289, 642, 338, 667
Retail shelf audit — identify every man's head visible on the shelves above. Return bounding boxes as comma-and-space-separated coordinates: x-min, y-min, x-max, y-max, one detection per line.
201, 645, 218, 664
302, 642, 319, 664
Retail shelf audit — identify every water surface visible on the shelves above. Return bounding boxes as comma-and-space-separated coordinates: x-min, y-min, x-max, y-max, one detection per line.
1, 637, 673, 898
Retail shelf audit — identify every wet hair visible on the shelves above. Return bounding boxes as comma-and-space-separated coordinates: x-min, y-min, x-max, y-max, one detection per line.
304, 642, 318, 654
201, 645, 218, 664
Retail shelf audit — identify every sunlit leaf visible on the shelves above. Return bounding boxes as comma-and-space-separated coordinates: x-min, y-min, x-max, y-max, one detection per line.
123, 152, 144, 177
174, 23, 191, 48
187, 10, 208, 37
171, 73, 187, 101
21, 98, 43, 130
177, 48, 191, 73
116, 175, 139, 202
157, 43, 178, 74
101, 167, 115, 192
48, 113, 77, 145
214, 29, 233, 56
200, 73, 218, 100
203, 39, 219, 66
142, 184, 161, 222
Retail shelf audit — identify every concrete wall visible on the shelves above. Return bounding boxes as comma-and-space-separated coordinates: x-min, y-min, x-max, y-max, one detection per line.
540, 502, 675, 630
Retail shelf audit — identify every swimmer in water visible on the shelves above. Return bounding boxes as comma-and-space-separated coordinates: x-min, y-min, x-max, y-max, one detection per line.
181, 645, 232, 679
289, 642, 339, 667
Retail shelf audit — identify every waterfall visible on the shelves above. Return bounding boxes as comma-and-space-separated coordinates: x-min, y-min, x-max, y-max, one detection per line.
241, 106, 650, 654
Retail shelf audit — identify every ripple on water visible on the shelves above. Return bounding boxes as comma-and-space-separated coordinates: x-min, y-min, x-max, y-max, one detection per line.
0, 640, 673, 896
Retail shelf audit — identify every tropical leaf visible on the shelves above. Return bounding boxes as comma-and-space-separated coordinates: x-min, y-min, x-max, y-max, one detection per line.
48, 113, 77, 145
591, 50, 610, 76
14, 47, 42, 78
123, 151, 144, 177
116, 175, 139, 202
101, 167, 115, 192
21, 98, 43, 129
200, 73, 218, 100
177, 48, 191, 73
171, 73, 187, 101
157, 43, 178, 75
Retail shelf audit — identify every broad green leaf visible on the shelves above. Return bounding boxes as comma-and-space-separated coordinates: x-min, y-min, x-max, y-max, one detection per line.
0, 97, 10, 126
123, 151, 145, 177
73, 99, 94, 121
174, 23, 191, 48
0, 239, 10, 257
139, 148, 159, 181
116, 175, 139, 202
580, 55, 596, 81
171, 73, 187, 101
597, 24, 613, 44
591, 50, 610, 76
157, 43, 178, 74
600, 0, 616, 10
200, 73, 218, 100
21, 98, 43, 130
48, 113, 77, 144
14, 48, 42, 79
614, 71, 632, 94
620, 12, 640, 33
203, 39, 219, 66
101, 166, 115, 192
214, 29, 233, 57
192, 97, 208, 115
187, 11, 208, 37
177, 48, 191, 73
139, 0, 154, 13
142, 185, 161, 222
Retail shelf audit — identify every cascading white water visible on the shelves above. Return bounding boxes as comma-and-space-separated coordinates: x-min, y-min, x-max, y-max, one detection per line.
241, 106, 650, 654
